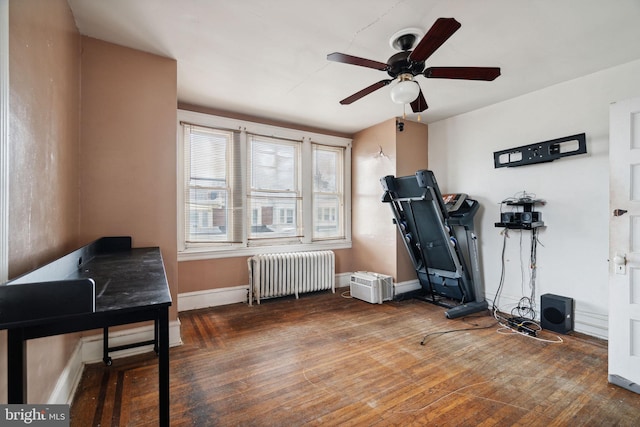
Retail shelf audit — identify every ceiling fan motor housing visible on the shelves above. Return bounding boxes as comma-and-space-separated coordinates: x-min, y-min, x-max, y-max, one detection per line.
386, 51, 425, 78
392, 33, 417, 51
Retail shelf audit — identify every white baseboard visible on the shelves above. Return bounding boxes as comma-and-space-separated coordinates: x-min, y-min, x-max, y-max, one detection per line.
394, 279, 421, 295
574, 309, 608, 340
50, 320, 182, 405
48, 340, 84, 404
336, 272, 351, 288
178, 274, 354, 312
178, 285, 248, 311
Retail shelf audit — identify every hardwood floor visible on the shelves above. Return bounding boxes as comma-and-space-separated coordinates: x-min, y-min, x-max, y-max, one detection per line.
70, 291, 639, 426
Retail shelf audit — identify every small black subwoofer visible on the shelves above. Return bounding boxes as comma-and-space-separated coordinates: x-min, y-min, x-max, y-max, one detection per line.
540, 293, 573, 334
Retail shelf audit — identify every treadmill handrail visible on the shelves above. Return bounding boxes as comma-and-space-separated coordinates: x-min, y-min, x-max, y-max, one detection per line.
385, 192, 430, 204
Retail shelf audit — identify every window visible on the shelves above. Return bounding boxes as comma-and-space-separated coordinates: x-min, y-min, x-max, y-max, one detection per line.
182, 124, 242, 244
248, 134, 301, 240
178, 110, 351, 260
313, 144, 344, 240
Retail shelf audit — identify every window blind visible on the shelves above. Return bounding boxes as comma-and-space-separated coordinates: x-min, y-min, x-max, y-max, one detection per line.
183, 123, 242, 244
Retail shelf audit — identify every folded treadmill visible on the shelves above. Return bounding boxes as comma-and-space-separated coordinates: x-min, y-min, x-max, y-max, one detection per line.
381, 170, 488, 318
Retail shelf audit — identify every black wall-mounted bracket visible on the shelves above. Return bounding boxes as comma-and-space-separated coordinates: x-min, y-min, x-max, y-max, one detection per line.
493, 133, 587, 168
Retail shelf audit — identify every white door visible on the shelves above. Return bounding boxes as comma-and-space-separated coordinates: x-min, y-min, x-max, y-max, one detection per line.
609, 97, 640, 394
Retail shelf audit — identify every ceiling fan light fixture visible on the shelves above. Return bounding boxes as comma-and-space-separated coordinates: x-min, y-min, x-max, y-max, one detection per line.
390, 74, 420, 104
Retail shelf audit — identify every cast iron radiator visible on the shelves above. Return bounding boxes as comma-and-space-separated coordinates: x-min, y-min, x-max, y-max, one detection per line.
247, 251, 335, 305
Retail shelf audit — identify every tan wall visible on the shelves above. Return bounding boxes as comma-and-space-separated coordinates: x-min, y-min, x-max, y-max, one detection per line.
351, 117, 428, 283
351, 118, 398, 278
79, 37, 178, 319
395, 120, 428, 282
4, 0, 81, 404
396, 120, 429, 177
8, 0, 81, 277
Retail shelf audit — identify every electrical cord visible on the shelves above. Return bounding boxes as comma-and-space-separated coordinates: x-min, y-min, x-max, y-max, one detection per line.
494, 315, 563, 344
420, 314, 497, 345
492, 207, 560, 342
491, 228, 509, 313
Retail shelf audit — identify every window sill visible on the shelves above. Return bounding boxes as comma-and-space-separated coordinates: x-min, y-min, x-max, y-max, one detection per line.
178, 240, 352, 261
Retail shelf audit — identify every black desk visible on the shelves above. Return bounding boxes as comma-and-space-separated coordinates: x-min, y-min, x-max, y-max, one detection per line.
0, 237, 172, 427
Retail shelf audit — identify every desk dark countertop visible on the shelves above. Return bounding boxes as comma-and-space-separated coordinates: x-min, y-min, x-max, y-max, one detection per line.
71, 247, 172, 312
0, 243, 172, 330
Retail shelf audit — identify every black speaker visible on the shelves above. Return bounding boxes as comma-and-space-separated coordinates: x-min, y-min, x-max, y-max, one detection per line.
540, 293, 573, 334
520, 211, 540, 224
501, 212, 515, 223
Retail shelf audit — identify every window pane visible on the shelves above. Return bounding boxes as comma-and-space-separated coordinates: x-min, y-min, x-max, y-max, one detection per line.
248, 194, 300, 238
190, 129, 227, 184
251, 137, 296, 191
314, 195, 341, 238
313, 148, 337, 192
187, 188, 229, 242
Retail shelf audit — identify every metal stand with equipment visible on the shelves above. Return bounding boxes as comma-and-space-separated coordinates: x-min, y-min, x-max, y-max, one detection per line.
381, 170, 488, 318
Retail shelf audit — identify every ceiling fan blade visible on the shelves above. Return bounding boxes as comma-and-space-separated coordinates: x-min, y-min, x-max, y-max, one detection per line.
339, 80, 392, 105
410, 88, 428, 113
327, 52, 388, 71
424, 66, 501, 80
409, 17, 461, 63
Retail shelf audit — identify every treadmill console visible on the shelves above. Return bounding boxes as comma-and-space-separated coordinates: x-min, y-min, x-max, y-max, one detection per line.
442, 193, 467, 213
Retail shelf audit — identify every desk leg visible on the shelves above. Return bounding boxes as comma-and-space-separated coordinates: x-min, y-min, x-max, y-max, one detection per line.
102, 327, 113, 365
7, 328, 26, 403
158, 308, 170, 427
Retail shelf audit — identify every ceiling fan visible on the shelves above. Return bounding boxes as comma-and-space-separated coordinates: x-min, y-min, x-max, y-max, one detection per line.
327, 17, 501, 113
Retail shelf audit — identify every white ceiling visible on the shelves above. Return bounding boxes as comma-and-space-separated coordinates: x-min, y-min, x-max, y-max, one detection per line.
67, 0, 640, 134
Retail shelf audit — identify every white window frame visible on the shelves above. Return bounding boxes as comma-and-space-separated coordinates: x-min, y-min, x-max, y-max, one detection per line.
312, 143, 346, 241
177, 109, 351, 261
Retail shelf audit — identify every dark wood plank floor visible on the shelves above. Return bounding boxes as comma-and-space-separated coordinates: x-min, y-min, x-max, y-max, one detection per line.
71, 291, 640, 426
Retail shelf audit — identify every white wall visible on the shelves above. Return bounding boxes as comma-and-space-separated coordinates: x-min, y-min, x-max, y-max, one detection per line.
429, 59, 640, 339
